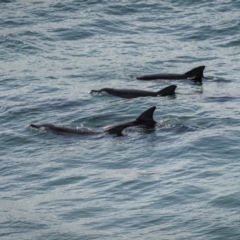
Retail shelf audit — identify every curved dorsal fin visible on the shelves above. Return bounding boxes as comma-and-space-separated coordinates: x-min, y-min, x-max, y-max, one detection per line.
136, 106, 156, 123
185, 66, 205, 78
157, 85, 177, 96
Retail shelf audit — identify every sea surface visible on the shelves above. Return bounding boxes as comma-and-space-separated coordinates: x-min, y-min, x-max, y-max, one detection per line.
1, 0, 240, 239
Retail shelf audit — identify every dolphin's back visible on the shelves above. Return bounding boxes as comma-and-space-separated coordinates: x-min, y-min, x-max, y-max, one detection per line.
90, 86, 176, 99
136, 66, 205, 82
30, 122, 129, 136
137, 73, 185, 80
30, 106, 158, 137
98, 88, 157, 98
30, 123, 98, 135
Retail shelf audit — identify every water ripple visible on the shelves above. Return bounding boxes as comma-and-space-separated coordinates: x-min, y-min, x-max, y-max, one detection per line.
1, 0, 240, 239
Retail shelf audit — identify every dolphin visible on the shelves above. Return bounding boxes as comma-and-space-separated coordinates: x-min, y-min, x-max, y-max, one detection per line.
136, 66, 205, 82
90, 85, 176, 99
29, 106, 157, 136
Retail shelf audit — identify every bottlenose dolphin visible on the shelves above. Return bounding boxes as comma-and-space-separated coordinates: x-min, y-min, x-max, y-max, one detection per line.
29, 106, 157, 136
136, 66, 205, 82
91, 85, 176, 99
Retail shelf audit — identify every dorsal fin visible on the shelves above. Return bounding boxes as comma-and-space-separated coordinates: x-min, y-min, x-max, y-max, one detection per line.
136, 106, 156, 123
157, 85, 177, 96
185, 66, 205, 78
106, 106, 157, 135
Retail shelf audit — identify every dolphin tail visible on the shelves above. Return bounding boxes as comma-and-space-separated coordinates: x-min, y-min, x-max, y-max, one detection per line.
136, 106, 157, 124
185, 66, 205, 81
106, 125, 128, 136
157, 85, 177, 96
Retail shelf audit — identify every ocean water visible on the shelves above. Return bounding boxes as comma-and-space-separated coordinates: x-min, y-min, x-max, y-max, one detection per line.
1, 0, 240, 239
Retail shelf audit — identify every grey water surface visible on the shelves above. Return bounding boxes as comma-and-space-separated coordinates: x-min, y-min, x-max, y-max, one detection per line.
1, 0, 240, 239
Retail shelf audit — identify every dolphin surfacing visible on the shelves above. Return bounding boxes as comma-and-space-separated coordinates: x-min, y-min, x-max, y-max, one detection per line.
91, 85, 176, 99
136, 66, 205, 82
29, 106, 157, 136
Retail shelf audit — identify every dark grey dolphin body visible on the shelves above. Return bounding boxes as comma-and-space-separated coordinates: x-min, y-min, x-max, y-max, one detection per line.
136, 66, 205, 82
91, 85, 176, 99
30, 106, 157, 136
